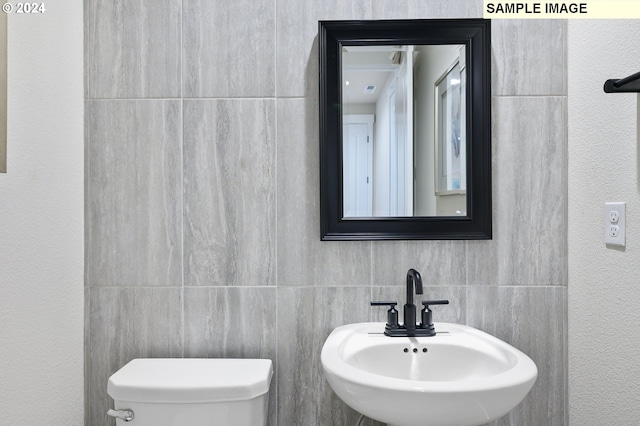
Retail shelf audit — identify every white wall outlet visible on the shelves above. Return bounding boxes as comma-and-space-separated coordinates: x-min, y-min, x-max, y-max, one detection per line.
605, 202, 626, 246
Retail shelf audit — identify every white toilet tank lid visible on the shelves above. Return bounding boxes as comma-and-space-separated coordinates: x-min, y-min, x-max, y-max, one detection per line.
107, 358, 273, 403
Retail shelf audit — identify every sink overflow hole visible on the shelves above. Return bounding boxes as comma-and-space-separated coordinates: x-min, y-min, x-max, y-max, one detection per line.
402, 347, 428, 353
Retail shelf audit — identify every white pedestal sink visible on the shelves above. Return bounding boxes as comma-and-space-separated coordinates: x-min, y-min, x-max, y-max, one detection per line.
321, 322, 537, 426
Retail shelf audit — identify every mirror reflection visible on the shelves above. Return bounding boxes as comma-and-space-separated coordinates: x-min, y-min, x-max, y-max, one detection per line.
342, 44, 466, 218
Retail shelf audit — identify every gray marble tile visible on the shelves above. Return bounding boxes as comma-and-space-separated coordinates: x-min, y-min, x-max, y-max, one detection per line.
183, 286, 277, 425
275, 0, 371, 98
277, 287, 371, 425
86, 287, 182, 426
183, 0, 275, 97
467, 286, 567, 426
276, 98, 371, 287
86, 100, 182, 287
372, 0, 483, 19
372, 286, 466, 325
371, 241, 467, 287
84, 104, 91, 285
492, 20, 567, 96
467, 97, 567, 286
83, 3, 90, 98
84, 288, 91, 425
85, 0, 181, 98
183, 100, 276, 287
183, 286, 277, 358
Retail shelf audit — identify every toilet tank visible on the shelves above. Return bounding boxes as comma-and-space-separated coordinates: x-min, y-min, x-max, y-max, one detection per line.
107, 358, 273, 426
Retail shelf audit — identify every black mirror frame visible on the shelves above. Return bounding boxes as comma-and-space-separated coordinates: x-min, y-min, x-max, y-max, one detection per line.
319, 19, 492, 241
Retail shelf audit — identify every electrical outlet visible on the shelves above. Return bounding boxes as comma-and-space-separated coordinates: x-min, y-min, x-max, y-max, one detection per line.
605, 202, 626, 246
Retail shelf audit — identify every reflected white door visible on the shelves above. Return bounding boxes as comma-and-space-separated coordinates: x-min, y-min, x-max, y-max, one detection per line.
386, 54, 414, 217
343, 115, 373, 217
388, 89, 398, 216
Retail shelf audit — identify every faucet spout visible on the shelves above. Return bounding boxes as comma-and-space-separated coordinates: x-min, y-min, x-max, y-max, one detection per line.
404, 269, 423, 331
406, 269, 423, 305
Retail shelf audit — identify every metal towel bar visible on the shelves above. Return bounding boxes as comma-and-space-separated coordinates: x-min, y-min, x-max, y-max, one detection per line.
604, 70, 640, 93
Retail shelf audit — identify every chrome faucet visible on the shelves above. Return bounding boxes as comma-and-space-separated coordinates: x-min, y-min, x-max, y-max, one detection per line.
371, 268, 449, 337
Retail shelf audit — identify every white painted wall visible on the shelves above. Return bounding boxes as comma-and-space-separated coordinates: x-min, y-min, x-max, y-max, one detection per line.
568, 20, 640, 424
0, 2, 84, 425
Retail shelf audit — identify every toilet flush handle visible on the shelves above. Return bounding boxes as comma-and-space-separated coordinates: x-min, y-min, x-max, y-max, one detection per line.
107, 408, 135, 422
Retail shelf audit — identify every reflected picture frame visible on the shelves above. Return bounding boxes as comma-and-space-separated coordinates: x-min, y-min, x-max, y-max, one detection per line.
435, 56, 466, 196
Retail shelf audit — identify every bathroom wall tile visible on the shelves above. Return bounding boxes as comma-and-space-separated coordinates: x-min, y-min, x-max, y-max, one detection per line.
85, 0, 181, 98
467, 97, 567, 286
183, 286, 277, 358
371, 0, 482, 19
371, 241, 467, 287
86, 287, 182, 426
84, 102, 91, 285
276, 287, 371, 425
183, 0, 275, 97
183, 286, 277, 425
84, 288, 91, 424
371, 286, 466, 325
86, 100, 182, 287
275, 0, 371, 98
276, 98, 371, 287
492, 20, 567, 96
467, 286, 566, 426
183, 100, 276, 287
83, 3, 91, 97
84, 2, 569, 424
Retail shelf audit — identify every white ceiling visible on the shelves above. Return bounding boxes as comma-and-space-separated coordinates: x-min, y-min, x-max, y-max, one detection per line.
342, 47, 401, 105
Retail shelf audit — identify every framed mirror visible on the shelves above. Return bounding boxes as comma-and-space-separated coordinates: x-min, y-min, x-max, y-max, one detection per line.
319, 19, 491, 240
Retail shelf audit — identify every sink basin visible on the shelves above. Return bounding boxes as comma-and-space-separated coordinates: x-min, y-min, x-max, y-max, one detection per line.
321, 322, 537, 426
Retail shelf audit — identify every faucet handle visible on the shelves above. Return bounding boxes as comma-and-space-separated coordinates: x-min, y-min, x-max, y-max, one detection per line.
420, 300, 449, 329
371, 301, 398, 306
421, 300, 449, 307
371, 301, 399, 329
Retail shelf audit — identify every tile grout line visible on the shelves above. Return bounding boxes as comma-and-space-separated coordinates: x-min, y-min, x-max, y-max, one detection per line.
86, 96, 283, 101
180, 97, 185, 358
85, 286, 90, 426
180, 0, 185, 359
464, 241, 469, 326
273, 0, 279, 423
369, 241, 373, 322
84, 26, 92, 419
